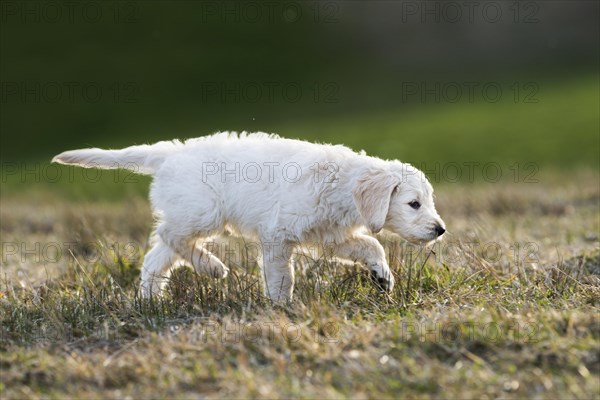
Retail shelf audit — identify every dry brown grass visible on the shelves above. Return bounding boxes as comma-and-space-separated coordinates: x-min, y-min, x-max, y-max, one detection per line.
1, 171, 599, 399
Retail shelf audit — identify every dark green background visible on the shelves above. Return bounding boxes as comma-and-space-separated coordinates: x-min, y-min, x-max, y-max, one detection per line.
1, 1, 598, 171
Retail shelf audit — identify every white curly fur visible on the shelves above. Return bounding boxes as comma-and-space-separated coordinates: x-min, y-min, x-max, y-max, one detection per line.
53, 132, 445, 302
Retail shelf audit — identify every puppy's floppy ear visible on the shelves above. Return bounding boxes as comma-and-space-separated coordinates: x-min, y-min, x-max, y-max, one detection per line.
352, 169, 398, 234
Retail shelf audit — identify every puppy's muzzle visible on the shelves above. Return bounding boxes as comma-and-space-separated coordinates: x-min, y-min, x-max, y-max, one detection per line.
434, 223, 446, 237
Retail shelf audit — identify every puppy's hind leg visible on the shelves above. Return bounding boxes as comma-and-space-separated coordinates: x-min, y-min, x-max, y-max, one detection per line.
158, 225, 229, 279
153, 179, 229, 279
140, 235, 180, 298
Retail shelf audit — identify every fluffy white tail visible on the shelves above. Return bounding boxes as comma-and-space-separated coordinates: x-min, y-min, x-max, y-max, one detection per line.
52, 140, 181, 175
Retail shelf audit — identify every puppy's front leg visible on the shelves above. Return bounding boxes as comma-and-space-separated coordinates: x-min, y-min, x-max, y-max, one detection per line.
335, 234, 395, 292
261, 241, 295, 303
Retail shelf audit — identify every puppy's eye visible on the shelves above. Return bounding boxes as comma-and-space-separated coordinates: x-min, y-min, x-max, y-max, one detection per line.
408, 201, 421, 210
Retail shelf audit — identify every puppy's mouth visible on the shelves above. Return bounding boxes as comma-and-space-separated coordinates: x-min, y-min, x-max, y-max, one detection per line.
403, 235, 438, 246
403, 229, 445, 246
388, 224, 445, 245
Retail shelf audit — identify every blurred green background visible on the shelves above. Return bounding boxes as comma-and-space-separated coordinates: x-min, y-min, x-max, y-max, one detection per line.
1, 1, 598, 196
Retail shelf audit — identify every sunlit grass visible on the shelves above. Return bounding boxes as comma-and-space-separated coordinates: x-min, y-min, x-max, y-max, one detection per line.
1, 176, 598, 398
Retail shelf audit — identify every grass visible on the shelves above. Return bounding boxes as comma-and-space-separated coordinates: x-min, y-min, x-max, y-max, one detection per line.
1, 171, 598, 398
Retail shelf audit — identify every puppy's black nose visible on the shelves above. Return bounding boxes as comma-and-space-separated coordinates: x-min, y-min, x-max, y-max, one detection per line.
435, 224, 446, 237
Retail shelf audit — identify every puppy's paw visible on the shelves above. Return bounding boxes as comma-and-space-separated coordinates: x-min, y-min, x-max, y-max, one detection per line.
369, 267, 395, 293
205, 257, 229, 279
140, 275, 166, 298
191, 251, 229, 279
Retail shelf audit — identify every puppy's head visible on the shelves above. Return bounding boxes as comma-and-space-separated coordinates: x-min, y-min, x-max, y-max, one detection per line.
353, 162, 445, 244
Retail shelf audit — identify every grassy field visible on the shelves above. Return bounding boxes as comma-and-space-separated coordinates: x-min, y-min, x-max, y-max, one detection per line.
1, 169, 598, 398
2, 3, 598, 397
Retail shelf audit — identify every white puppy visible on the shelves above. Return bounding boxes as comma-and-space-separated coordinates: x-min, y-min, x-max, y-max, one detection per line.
53, 132, 445, 301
